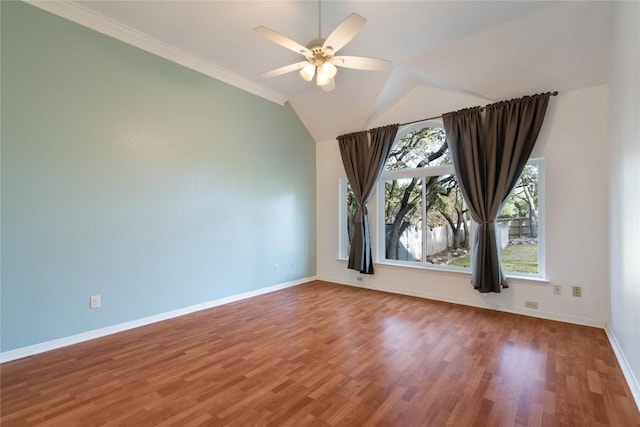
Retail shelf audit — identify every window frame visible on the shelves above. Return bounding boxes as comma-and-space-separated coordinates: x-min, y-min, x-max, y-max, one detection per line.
375, 120, 470, 273
338, 120, 546, 280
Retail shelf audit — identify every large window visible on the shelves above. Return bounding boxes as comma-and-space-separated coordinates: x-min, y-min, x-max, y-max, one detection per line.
377, 122, 472, 270
339, 121, 545, 278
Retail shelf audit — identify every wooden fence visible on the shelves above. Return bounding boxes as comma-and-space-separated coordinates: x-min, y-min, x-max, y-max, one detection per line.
497, 217, 532, 237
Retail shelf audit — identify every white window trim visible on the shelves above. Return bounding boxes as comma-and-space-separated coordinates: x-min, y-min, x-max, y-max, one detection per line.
538, 157, 546, 279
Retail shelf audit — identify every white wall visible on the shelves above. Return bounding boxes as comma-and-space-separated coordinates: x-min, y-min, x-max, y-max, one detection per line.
608, 1, 640, 405
317, 85, 609, 327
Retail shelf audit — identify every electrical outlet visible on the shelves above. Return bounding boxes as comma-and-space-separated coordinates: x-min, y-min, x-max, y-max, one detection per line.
289, 262, 295, 270
572, 286, 582, 297
552, 285, 561, 295
525, 300, 538, 309
356, 276, 364, 283
274, 264, 279, 272
90, 295, 101, 309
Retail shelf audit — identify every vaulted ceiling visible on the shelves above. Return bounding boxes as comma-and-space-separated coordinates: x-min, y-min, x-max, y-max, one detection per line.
30, 1, 613, 141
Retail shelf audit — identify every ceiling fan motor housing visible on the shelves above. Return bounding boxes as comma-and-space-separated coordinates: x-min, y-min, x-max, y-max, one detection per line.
305, 39, 334, 65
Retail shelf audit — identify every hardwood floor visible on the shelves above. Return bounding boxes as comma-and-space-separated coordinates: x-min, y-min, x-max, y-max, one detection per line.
2, 281, 638, 426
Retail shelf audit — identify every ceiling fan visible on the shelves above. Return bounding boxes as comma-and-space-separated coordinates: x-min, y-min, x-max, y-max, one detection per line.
255, 2, 391, 91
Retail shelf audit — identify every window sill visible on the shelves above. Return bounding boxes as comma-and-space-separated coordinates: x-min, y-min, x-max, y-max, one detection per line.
337, 257, 549, 286
505, 274, 549, 286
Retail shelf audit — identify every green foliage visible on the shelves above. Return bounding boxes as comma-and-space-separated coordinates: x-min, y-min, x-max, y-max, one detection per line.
499, 164, 539, 218
449, 244, 538, 274
384, 126, 455, 229
386, 127, 449, 170
384, 178, 422, 224
346, 184, 357, 215
499, 244, 538, 273
345, 184, 358, 245
384, 125, 470, 256
499, 199, 526, 218
425, 175, 457, 228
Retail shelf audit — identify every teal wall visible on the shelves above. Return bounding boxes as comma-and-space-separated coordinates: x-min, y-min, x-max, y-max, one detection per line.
1, 2, 316, 352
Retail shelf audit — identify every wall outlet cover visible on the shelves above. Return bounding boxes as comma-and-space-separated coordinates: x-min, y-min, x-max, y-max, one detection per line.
90, 295, 101, 309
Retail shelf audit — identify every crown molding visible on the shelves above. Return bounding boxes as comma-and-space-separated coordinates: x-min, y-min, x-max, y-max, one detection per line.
24, 1, 289, 106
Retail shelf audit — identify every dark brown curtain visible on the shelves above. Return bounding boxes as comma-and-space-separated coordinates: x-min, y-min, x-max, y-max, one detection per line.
338, 124, 399, 274
443, 93, 550, 293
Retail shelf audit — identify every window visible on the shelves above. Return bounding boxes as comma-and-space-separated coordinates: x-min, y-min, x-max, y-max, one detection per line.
338, 179, 357, 260
443, 158, 545, 277
377, 122, 472, 270
496, 159, 545, 277
338, 121, 545, 278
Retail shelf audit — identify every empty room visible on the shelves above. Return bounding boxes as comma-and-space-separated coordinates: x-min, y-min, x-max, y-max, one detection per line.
1, 1, 639, 426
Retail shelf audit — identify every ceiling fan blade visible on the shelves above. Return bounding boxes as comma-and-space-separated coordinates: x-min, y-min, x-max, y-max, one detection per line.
261, 61, 309, 78
255, 26, 311, 56
333, 56, 391, 71
321, 78, 336, 92
322, 13, 366, 54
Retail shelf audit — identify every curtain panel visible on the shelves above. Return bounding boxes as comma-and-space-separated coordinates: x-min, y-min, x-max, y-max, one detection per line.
338, 124, 399, 274
443, 93, 551, 293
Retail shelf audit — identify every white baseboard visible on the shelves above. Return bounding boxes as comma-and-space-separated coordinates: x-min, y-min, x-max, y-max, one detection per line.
317, 275, 605, 328
605, 326, 640, 411
0, 276, 315, 363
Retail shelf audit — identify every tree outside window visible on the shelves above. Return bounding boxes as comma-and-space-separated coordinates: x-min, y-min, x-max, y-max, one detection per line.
381, 125, 470, 266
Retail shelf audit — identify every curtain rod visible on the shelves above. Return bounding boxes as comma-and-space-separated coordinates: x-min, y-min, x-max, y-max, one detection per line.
397, 91, 558, 128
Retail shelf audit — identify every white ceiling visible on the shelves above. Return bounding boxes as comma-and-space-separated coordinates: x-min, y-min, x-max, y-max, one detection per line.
31, 1, 613, 141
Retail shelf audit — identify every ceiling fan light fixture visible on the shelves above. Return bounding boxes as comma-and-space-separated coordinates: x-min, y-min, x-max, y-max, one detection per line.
300, 63, 316, 81
318, 61, 337, 79
316, 71, 331, 86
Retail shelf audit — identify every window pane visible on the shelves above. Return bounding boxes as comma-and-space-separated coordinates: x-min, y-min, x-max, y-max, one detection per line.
385, 127, 449, 170
384, 178, 423, 262
346, 182, 357, 251
425, 175, 471, 267
339, 180, 358, 260
497, 164, 540, 274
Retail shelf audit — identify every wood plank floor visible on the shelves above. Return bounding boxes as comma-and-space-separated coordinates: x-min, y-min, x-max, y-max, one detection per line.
1, 281, 639, 426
